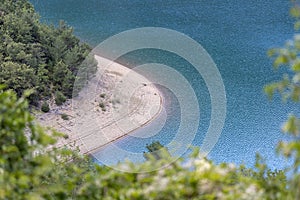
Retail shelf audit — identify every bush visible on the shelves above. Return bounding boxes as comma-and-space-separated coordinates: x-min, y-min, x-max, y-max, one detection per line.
41, 102, 50, 113
63, 134, 69, 139
61, 113, 69, 120
99, 102, 105, 108
99, 102, 106, 112
55, 91, 66, 106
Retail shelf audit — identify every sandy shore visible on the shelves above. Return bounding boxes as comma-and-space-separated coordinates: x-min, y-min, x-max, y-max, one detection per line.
37, 55, 162, 154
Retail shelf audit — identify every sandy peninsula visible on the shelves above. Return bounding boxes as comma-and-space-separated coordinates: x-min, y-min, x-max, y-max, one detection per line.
37, 55, 162, 154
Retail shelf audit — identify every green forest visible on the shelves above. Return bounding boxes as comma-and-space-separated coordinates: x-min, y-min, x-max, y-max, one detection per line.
0, 0, 97, 106
1, 0, 300, 199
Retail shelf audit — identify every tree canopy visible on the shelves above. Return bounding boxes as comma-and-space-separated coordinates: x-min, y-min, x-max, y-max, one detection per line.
0, 0, 97, 105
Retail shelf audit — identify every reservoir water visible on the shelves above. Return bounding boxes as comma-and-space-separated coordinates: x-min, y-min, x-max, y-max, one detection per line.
31, 0, 299, 169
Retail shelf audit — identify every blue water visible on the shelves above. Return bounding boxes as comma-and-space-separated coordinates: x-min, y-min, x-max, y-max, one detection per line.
31, 0, 299, 169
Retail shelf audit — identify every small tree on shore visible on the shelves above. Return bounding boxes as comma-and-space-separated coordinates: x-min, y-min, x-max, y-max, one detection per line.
143, 141, 171, 160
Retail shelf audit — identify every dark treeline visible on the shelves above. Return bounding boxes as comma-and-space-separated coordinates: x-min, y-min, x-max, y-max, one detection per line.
0, 0, 97, 105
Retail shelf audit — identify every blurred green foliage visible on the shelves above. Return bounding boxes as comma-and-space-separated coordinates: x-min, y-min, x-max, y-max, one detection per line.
264, 1, 300, 199
0, 87, 295, 200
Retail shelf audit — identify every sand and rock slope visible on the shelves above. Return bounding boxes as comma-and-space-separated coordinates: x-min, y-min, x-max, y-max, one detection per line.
37, 55, 162, 154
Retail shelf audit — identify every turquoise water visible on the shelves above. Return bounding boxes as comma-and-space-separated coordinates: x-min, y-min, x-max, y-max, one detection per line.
31, 0, 299, 169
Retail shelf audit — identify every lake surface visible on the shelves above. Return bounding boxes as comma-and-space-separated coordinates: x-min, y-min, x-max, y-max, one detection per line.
31, 0, 299, 169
